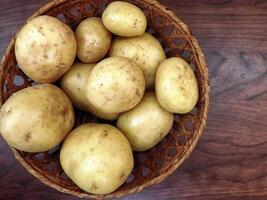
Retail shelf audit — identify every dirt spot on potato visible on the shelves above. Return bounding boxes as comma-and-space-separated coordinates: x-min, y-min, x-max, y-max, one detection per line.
91, 182, 98, 190
24, 132, 32, 143
60, 106, 69, 116
43, 55, 48, 59
135, 89, 141, 97
103, 133, 108, 137
6, 108, 12, 114
120, 172, 126, 180
133, 19, 138, 28
102, 130, 109, 137
180, 86, 185, 91
31, 42, 36, 48
38, 26, 45, 36
77, 73, 81, 79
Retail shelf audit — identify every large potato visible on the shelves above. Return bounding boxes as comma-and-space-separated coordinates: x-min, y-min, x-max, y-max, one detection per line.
15, 15, 77, 83
109, 33, 166, 89
0, 84, 74, 153
102, 1, 147, 37
60, 63, 119, 120
156, 57, 199, 114
60, 123, 134, 194
85, 57, 145, 114
75, 17, 112, 63
117, 92, 174, 151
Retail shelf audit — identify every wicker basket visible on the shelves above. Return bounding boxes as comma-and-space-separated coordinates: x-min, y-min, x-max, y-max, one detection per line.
0, 0, 210, 199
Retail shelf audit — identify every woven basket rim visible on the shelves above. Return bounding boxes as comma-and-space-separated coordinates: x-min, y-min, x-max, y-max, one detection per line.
0, 0, 210, 199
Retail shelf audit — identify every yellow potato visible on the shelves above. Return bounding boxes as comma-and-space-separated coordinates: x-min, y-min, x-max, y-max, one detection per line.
0, 84, 74, 153
156, 57, 199, 114
102, 1, 147, 37
117, 92, 174, 151
60, 123, 134, 194
109, 33, 166, 89
15, 15, 77, 83
75, 17, 112, 63
60, 62, 119, 120
85, 57, 145, 114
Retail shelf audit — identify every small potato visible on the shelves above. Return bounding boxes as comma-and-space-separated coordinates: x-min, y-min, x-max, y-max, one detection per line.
60, 123, 134, 194
15, 15, 77, 83
0, 84, 74, 153
109, 33, 166, 89
75, 17, 112, 63
102, 1, 147, 37
117, 92, 174, 151
85, 57, 145, 114
156, 57, 199, 114
60, 63, 119, 120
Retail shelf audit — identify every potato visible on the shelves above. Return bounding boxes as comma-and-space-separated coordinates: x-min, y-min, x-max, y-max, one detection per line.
109, 33, 166, 89
117, 92, 174, 151
156, 57, 199, 114
85, 57, 145, 114
60, 123, 133, 194
15, 15, 77, 83
75, 17, 112, 63
102, 1, 147, 37
60, 62, 119, 120
0, 84, 74, 153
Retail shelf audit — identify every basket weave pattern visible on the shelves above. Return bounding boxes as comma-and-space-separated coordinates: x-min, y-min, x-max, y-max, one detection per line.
0, 0, 210, 199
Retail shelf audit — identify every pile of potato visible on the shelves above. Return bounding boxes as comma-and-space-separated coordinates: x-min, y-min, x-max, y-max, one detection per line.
0, 1, 198, 195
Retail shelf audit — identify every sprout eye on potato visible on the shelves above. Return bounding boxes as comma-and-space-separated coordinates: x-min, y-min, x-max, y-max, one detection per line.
102, 1, 147, 37
75, 17, 112, 63
0, 84, 74, 153
117, 92, 174, 151
60, 62, 119, 120
60, 123, 134, 195
15, 15, 77, 83
109, 33, 166, 89
85, 57, 145, 114
156, 57, 199, 114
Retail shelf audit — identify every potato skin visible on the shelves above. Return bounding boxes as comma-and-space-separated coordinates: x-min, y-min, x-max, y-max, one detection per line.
85, 57, 145, 114
15, 15, 77, 83
117, 92, 174, 151
155, 57, 199, 114
60, 63, 119, 120
109, 33, 166, 89
102, 1, 147, 37
60, 123, 134, 194
75, 17, 112, 63
0, 84, 74, 153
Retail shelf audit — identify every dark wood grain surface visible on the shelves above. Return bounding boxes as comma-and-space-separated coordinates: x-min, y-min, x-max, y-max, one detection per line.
0, 0, 267, 199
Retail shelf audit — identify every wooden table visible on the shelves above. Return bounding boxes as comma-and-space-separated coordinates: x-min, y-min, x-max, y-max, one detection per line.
0, 0, 266, 199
